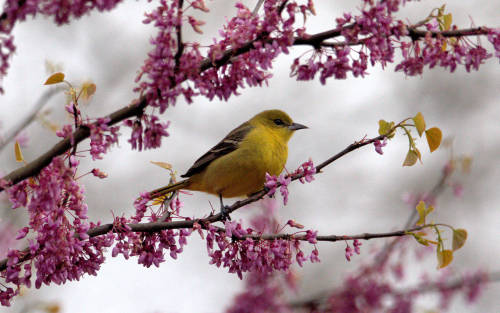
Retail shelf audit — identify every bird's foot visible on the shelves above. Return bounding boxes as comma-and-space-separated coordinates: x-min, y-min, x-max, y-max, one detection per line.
220, 205, 232, 221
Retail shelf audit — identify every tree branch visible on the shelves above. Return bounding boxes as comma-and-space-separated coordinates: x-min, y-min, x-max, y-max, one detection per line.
0, 132, 388, 271
0, 24, 490, 192
0, 87, 64, 152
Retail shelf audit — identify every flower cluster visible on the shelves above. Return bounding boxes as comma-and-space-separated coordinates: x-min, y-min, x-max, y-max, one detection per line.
0, 0, 123, 93
293, 159, 316, 183
226, 272, 293, 313
112, 194, 191, 268
124, 114, 170, 151
87, 117, 119, 160
265, 159, 316, 205
265, 173, 291, 205
206, 219, 318, 280
132, 0, 315, 148
345, 239, 362, 261
1, 157, 114, 306
374, 138, 388, 155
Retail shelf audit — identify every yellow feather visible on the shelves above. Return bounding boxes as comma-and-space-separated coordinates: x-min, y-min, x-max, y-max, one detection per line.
149, 109, 307, 200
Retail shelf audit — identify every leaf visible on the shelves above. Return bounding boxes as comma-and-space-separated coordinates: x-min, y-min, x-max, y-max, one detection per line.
150, 161, 173, 171
461, 157, 472, 173
416, 201, 426, 225
403, 150, 418, 167
416, 200, 434, 225
408, 232, 430, 246
437, 249, 453, 269
425, 127, 442, 152
452, 229, 467, 251
378, 120, 389, 135
412, 112, 426, 137
378, 120, 395, 138
14, 140, 24, 162
80, 82, 96, 100
44, 72, 65, 85
414, 148, 422, 163
443, 13, 452, 30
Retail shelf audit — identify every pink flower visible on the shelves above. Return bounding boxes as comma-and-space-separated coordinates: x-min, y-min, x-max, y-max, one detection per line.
374, 138, 388, 155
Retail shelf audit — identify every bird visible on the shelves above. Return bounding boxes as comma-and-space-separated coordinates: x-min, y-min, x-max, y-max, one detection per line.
149, 109, 307, 219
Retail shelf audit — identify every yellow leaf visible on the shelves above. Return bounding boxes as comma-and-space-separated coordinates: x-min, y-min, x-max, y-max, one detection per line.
441, 40, 448, 52
44, 72, 65, 85
14, 140, 24, 162
403, 150, 418, 167
416, 200, 426, 225
452, 229, 467, 251
414, 148, 422, 163
461, 157, 472, 173
150, 161, 173, 171
443, 13, 452, 30
412, 112, 426, 137
425, 127, 442, 152
80, 82, 96, 100
437, 249, 453, 269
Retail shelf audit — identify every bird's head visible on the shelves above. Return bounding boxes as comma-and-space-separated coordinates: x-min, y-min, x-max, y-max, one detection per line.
251, 109, 308, 142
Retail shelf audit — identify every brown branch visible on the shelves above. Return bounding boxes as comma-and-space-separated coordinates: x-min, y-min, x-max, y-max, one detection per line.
0, 24, 491, 192
0, 87, 64, 152
408, 26, 490, 39
0, 132, 388, 272
173, 0, 184, 67
0, 97, 148, 192
213, 225, 425, 242
289, 271, 500, 310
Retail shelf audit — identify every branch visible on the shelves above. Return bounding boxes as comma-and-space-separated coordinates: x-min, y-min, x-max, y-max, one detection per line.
0, 132, 388, 272
0, 24, 490, 192
289, 271, 500, 310
0, 97, 148, 192
173, 0, 184, 67
0, 87, 64, 152
213, 225, 425, 242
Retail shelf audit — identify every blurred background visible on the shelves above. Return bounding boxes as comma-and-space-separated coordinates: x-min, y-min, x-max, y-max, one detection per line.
0, 0, 499, 312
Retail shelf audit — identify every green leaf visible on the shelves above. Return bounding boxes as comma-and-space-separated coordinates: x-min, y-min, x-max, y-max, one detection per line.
425, 127, 442, 152
378, 119, 395, 137
413, 112, 426, 137
14, 140, 24, 162
44, 72, 65, 85
403, 150, 418, 167
452, 228, 467, 251
437, 249, 453, 269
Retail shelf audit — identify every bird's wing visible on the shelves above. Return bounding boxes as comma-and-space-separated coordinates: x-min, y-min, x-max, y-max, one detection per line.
180, 121, 254, 178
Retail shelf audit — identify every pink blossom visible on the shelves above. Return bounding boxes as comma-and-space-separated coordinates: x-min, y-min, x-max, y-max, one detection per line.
374, 137, 387, 155
87, 118, 119, 160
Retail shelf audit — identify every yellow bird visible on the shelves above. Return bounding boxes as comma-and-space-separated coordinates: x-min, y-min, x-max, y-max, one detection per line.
149, 109, 307, 216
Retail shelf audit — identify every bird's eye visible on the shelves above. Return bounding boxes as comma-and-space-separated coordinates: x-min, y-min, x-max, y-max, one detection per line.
273, 119, 284, 126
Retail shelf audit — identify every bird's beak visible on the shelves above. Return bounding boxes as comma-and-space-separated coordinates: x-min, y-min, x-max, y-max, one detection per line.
288, 122, 308, 131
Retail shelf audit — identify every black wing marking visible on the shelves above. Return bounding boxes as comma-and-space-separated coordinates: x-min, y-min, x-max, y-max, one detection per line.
181, 121, 254, 178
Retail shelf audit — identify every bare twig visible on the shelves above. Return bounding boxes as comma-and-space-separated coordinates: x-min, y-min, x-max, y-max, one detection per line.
0, 87, 64, 152
252, 0, 265, 15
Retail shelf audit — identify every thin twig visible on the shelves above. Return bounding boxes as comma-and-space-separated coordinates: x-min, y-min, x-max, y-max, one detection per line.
0, 87, 64, 152
252, 0, 265, 15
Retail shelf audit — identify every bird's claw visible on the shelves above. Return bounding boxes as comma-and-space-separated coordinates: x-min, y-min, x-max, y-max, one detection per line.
220, 205, 232, 221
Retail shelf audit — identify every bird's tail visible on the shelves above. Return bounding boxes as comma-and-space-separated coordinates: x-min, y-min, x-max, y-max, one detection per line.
149, 179, 190, 200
